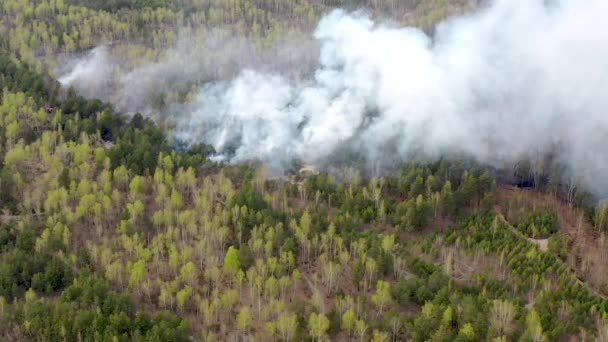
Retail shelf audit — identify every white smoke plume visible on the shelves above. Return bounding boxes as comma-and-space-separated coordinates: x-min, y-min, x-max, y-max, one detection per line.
58, 46, 115, 97
60, 0, 608, 193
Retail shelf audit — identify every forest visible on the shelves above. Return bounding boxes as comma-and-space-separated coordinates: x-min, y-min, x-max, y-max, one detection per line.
1, 0, 608, 341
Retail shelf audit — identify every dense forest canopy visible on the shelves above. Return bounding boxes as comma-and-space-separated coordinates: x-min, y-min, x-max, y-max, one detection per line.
0, 0, 608, 341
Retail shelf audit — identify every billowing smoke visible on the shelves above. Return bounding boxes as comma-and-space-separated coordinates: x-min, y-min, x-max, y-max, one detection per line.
60, 0, 608, 192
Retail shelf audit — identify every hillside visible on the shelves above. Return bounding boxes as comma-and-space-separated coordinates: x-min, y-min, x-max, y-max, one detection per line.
0, 84, 606, 340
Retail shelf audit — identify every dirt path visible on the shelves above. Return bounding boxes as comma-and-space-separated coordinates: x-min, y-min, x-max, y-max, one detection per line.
504, 222, 549, 252
530, 238, 549, 251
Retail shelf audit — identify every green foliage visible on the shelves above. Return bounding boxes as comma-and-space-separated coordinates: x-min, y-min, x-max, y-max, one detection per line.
0, 51, 58, 103
238, 245, 254, 271
0, 223, 72, 299
308, 312, 330, 341
224, 246, 241, 273
516, 208, 559, 238
547, 233, 569, 258
18, 275, 190, 341
236, 306, 252, 333
371, 280, 392, 314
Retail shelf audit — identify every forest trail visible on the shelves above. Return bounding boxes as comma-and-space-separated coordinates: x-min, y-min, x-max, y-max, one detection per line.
529, 238, 549, 252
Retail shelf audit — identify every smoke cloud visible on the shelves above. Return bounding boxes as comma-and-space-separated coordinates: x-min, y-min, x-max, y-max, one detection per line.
57, 30, 318, 116
59, 0, 608, 193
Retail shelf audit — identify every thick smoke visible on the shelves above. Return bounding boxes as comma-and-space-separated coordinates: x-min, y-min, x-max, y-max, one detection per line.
60, 0, 608, 193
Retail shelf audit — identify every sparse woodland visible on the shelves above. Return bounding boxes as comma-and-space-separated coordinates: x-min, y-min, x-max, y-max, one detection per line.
1, 0, 608, 341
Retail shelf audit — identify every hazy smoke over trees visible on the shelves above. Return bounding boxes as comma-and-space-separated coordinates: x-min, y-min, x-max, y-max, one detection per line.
59, 0, 608, 193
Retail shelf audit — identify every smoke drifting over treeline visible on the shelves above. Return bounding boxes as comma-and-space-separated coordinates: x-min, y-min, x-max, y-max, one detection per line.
59, 0, 608, 193
57, 30, 319, 114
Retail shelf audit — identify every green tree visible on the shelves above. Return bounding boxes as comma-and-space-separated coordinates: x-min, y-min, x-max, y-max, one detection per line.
521, 309, 547, 342
129, 259, 147, 291
309, 312, 330, 342
276, 312, 298, 342
356, 320, 368, 342
342, 308, 357, 336
236, 306, 252, 334
176, 286, 193, 312
352, 260, 364, 290
372, 330, 390, 342
372, 280, 392, 315
224, 246, 241, 274
459, 323, 476, 341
